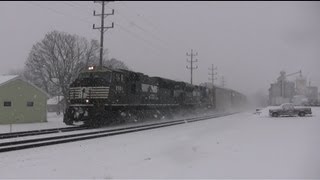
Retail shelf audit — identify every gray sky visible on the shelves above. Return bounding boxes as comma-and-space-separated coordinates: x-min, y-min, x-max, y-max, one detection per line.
0, 1, 319, 96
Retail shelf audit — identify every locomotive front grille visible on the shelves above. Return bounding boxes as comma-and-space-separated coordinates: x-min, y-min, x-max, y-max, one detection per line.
69, 86, 109, 99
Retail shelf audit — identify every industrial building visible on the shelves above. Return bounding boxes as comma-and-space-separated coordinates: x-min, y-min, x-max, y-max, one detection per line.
0, 75, 49, 124
269, 71, 319, 106
269, 71, 295, 105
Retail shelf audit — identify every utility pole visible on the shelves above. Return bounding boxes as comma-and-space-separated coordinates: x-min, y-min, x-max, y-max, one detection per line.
93, 1, 114, 69
208, 64, 218, 85
221, 76, 226, 87
186, 49, 198, 85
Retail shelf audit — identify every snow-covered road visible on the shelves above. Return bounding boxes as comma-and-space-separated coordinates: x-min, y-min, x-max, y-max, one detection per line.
0, 107, 319, 179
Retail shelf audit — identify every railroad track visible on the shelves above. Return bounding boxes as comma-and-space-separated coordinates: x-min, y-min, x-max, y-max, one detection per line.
0, 112, 237, 153
0, 126, 89, 140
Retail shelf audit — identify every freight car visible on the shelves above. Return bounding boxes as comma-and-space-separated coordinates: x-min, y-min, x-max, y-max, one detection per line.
63, 66, 245, 126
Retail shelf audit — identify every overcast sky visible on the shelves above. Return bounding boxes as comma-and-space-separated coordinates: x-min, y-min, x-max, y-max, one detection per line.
0, 1, 319, 96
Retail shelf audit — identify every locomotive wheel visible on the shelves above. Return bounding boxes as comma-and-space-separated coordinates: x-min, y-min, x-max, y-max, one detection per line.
64, 119, 74, 126
87, 118, 106, 127
272, 112, 279, 117
118, 111, 127, 123
85, 113, 106, 127
298, 112, 305, 117
131, 113, 139, 122
152, 109, 164, 120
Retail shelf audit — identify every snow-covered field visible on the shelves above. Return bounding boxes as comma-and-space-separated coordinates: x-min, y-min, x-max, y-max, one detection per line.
0, 107, 319, 179
0, 113, 68, 133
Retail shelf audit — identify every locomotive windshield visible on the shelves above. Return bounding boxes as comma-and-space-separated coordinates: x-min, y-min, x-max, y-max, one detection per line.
78, 72, 110, 80
72, 71, 112, 87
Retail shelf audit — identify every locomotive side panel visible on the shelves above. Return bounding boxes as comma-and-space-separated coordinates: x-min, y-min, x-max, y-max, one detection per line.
155, 77, 176, 105
215, 87, 233, 111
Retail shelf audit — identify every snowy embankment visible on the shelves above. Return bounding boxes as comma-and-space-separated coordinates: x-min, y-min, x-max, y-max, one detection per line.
0, 107, 319, 179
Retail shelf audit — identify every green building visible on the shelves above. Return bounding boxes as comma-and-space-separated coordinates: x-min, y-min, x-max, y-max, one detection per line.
0, 75, 49, 124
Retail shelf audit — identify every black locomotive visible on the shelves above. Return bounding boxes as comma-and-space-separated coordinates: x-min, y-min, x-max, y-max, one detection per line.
63, 66, 246, 126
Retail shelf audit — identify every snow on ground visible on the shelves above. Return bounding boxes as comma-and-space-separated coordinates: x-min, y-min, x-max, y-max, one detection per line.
0, 107, 319, 179
0, 113, 69, 133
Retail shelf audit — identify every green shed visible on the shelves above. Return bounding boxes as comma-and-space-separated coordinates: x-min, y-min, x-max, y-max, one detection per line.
0, 75, 49, 124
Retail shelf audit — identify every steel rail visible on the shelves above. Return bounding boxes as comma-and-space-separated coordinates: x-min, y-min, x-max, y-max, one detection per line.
0, 126, 89, 140
0, 112, 237, 153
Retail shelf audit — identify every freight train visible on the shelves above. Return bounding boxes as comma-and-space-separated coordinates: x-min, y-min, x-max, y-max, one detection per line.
63, 66, 246, 126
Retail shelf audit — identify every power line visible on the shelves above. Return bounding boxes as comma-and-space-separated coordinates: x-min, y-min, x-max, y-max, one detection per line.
117, 14, 171, 50
118, 1, 161, 32
118, 1, 192, 48
67, 1, 96, 13
114, 22, 164, 56
104, 3, 173, 52
68, 1, 93, 10
61, 1, 77, 8
25, 2, 173, 61
26, 1, 92, 24
28, 1, 187, 56
68, 1, 172, 53
25, 2, 159, 53
68, 1, 169, 48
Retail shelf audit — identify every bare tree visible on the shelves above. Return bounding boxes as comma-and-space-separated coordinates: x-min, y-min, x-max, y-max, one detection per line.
24, 30, 99, 103
104, 58, 129, 70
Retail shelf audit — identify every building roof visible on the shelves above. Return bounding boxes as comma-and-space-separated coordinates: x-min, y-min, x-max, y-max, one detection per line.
0, 75, 50, 98
0, 75, 19, 86
47, 96, 64, 105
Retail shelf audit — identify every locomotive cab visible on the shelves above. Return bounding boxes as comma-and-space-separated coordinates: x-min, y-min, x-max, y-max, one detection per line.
76, 70, 112, 86
68, 66, 113, 103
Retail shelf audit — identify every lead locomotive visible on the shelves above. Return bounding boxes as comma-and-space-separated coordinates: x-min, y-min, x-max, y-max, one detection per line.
63, 66, 245, 126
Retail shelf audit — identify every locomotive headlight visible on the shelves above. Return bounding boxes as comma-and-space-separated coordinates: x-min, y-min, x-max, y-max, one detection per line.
88, 66, 94, 70
85, 99, 89, 103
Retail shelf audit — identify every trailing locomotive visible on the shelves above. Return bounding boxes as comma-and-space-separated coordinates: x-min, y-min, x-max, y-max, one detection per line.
63, 66, 246, 126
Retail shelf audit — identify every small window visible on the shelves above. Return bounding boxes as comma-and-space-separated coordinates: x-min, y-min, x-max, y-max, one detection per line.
120, 74, 124, 82
131, 84, 136, 94
116, 74, 121, 82
4, 101, 11, 107
27, 101, 34, 107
